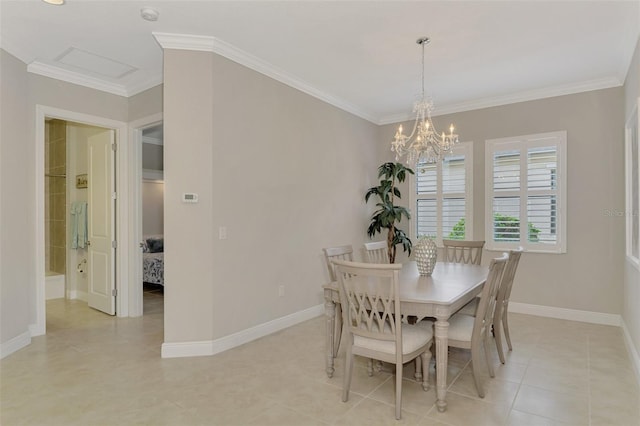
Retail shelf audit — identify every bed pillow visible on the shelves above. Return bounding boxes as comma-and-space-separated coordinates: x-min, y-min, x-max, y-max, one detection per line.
146, 236, 164, 253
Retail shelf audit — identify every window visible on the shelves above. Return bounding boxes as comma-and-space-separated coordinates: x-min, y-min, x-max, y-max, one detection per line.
485, 131, 567, 253
409, 142, 473, 244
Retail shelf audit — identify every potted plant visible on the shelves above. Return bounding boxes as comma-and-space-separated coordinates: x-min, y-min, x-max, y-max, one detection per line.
365, 162, 414, 263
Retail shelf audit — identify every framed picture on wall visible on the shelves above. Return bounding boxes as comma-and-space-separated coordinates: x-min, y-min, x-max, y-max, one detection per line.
625, 98, 639, 267
76, 174, 88, 189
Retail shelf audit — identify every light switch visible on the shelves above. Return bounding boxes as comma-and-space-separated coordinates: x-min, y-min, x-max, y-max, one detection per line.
219, 226, 227, 240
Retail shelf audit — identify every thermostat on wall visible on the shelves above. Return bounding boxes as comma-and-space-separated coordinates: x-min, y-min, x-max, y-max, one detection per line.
182, 193, 198, 203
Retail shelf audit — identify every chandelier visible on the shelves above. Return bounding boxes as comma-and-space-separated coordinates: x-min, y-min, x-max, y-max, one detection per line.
391, 37, 459, 166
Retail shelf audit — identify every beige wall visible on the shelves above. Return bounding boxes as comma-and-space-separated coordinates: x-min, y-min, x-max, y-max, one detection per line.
380, 88, 626, 315
623, 36, 640, 360
129, 85, 163, 123
162, 49, 378, 343
142, 181, 164, 236
142, 143, 163, 171
0, 50, 31, 345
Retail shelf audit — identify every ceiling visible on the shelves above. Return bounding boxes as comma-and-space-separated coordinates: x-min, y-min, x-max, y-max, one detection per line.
1, 1, 639, 124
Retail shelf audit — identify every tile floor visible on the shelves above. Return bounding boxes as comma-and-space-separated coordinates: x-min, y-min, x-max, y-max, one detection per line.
1, 292, 639, 426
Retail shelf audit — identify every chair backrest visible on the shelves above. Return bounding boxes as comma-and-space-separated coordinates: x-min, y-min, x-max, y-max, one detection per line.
442, 240, 485, 265
332, 260, 403, 353
495, 247, 523, 309
364, 241, 390, 264
473, 253, 508, 338
323, 245, 354, 282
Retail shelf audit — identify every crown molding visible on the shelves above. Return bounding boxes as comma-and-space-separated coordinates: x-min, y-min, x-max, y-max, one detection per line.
152, 32, 216, 52
378, 76, 623, 125
152, 32, 378, 124
27, 61, 129, 97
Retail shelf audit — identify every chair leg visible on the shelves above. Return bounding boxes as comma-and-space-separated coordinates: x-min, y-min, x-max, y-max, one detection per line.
421, 348, 431, 391
483, 332, 495, 378
414, 356, 423, 383
367, 358, 374, 377
333, 305, 343, 357
342, 347, 354, 402
493, 315, 506, 364
502, 310, 513, 351
470, 340, 485, 398
395, 362, 403, 420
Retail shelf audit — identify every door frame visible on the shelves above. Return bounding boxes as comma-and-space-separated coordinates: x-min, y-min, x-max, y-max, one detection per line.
127, 113, 163, 317
34, 105, 129, 335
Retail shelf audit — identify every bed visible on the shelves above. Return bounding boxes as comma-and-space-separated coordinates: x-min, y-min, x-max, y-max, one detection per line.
142, 235, 164, 286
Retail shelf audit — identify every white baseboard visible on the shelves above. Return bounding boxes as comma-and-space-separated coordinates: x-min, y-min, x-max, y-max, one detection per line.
29, 322, 45, 337
67, 290, 88, 302
508, 302, 621, 326
162, 303, 324, 358
621, 319, 640, 387
0, 331, 31, 359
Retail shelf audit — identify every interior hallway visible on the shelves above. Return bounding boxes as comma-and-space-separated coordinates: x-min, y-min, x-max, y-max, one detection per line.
1, 292, 639, 426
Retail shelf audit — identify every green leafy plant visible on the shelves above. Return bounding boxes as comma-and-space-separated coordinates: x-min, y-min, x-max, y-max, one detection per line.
365, 162, 414, 263
448, 218, 466, 240
447, 214, 541, 242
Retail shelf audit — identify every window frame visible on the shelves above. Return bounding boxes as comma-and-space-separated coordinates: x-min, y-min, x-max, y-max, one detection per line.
408, 141, 474, 246
484, 131, 567, 254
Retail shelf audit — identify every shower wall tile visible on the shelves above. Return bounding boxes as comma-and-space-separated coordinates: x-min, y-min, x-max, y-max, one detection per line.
45, 119, 67, 274
52, 246, 65, 274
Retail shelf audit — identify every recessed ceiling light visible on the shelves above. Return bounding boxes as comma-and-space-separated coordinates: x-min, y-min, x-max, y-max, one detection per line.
42, 0, 65, 4
141, 7, 159, 22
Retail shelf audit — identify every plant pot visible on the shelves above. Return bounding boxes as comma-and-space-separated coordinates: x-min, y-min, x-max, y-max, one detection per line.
415, 237, 437, 276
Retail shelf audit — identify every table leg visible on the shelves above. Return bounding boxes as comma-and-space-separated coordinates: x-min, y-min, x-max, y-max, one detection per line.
434, 318, 449, 412
324, 294, 336, 378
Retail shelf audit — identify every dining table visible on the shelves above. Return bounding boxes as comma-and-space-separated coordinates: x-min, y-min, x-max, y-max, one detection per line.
323, 260, 489, 412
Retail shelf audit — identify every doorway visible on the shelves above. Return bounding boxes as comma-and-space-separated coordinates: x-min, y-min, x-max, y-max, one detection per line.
43, 118, 116, 316
140, 123, 164, 312
128, 113, 163, 317
34, 105, 130, 336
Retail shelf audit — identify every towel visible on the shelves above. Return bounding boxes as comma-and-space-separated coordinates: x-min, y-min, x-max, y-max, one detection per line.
70, 201, 88, 249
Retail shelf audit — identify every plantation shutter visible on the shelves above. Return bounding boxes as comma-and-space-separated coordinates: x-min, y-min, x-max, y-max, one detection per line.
442, 154, 466, 239
413, 142, 472, 243
485, 132, 566, 253
492, 149, 521, 242
416, 163, 437, 237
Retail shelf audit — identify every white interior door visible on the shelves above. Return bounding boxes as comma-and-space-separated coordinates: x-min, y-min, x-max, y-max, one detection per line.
87, 129, 116, 315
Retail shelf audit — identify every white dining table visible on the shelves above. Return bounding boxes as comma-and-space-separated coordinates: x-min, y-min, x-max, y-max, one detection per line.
323, 261, 489, 412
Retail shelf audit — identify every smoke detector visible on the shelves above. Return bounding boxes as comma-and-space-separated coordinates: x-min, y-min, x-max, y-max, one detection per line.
141, 7, 159, 22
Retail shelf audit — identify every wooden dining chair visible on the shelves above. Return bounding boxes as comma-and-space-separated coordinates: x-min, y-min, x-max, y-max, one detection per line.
323, 245, 354, 282
333, 259, 433, 420
363, 241, 389, 263
440, 253, 508, 398
445, 240, 486, 317
493, 247, 523, 363
322, 245, 354, 358
442, 240, 485, 265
